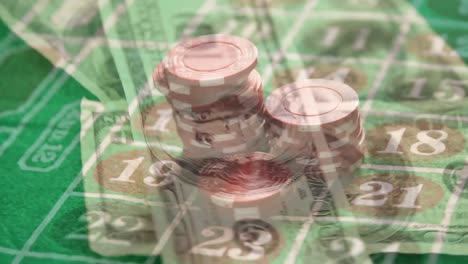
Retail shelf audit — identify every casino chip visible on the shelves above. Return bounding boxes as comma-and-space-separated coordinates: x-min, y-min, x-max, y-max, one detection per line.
265, 79, 364, 178
266, 79, 359, 130
186, 152, 299, 223
177, 152, 294, 207
164, 34, 257, 87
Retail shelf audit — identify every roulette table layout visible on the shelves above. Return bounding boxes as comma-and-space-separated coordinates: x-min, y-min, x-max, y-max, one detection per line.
1, 0, 468, 263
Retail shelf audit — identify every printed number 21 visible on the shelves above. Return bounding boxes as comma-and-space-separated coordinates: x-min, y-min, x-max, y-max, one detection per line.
352, 181, 423, 208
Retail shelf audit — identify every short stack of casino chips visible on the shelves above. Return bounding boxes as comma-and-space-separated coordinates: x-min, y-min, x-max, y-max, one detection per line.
173, 152, 311, 223
265, 79, 365, 176
197, 152, 293, 206
153, 34, 267, 159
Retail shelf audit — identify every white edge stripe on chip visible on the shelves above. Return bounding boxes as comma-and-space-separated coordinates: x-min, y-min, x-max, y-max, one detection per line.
213, 133, 237, 142
335, 119, 359, 134
234, 207, 260, 220
155, 83, 170, 95
318, 151, 339, 158
282, 134, 301, 145
253, 126, 263, 136
171, 99, 192, 110
298, 125, 320, 132
320, 164, 339, 173
211, 196, 234, 208
359, 132, 366, 144
328, 137, 351, 149
190, 140, 211, 148
200, 78, 225, 87
222, 143, 247, 154
169, 81, 191, 95
295, 156, 318, 165
175, 116, 194, 132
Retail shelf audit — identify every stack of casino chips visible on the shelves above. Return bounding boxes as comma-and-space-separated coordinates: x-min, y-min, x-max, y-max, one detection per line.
265, 79, 365, 177
153, 34, 267, 159
172, 152, 312, 226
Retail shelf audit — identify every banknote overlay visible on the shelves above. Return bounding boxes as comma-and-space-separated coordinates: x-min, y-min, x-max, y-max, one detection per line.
2, 0, 468, 263
79, 98, 374, 263
0, 0, 126, 102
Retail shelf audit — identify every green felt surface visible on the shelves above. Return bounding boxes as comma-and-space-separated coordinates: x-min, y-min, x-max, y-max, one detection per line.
1, 0, 468, 263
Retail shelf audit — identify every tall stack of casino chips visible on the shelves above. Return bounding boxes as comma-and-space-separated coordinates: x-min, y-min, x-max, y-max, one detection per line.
265, 79, 365, 180
153, 34, 267, 159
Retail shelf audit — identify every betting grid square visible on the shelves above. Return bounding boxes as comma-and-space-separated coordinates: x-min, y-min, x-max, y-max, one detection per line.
0, 33, 71, 158
5, 0, 468, 262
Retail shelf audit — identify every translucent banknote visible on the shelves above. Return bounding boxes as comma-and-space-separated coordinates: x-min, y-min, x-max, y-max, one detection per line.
0, 0, 126, 102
